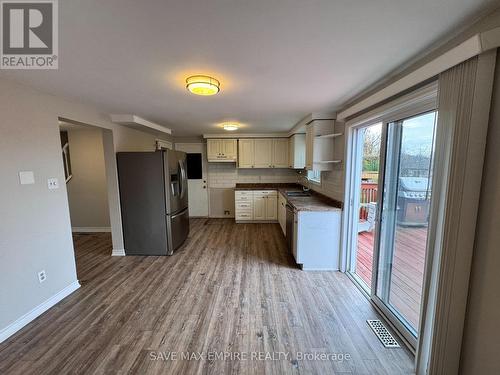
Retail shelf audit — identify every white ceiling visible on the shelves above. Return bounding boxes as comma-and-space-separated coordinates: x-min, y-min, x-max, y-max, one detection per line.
2, 0, 498, 136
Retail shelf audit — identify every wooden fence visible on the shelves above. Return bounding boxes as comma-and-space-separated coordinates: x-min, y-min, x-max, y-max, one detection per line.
360, 182, 378, 220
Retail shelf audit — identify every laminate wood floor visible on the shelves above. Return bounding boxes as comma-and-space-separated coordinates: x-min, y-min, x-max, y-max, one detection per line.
0, 219, 414, 374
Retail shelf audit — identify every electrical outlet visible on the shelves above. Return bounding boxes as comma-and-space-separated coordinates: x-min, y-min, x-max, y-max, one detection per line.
38, 270, 47, 283
47, 178, 59, 190
224, 210, 230, 215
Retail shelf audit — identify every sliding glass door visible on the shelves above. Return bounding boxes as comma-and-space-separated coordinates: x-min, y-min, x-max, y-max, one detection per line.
347, 108, 437, 346
374, 111, 437, 343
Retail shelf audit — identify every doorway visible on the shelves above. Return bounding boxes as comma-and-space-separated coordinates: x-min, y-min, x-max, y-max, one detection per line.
59, 122, 111, 232
59, 120, 114, 277
345, 107, 437, 347
174, 143, 209, 217
58, 117, 126, 259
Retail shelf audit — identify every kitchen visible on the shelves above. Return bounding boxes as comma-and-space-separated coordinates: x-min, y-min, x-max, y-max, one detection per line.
115, 117, 344, 271
2, 1, 499, 374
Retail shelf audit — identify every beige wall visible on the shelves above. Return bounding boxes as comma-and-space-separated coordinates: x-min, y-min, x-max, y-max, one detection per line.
0, 76, 166, 337
459, 52, 500, 374
66, 128, 110, 229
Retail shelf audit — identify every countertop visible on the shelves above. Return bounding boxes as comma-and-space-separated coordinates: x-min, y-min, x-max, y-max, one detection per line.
234, 183, 342, 212
234, 183, 299, 190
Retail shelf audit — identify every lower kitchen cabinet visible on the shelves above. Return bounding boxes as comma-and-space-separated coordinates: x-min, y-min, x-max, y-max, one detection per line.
235, 190, 254, 221
235, 190, 278, 222
266, 195, 278, 220
293, 210, 341, 270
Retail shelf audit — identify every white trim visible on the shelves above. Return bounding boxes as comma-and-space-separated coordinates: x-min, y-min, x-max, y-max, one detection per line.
72, 227, 111, 233
480, 26, 500, 51
288, 112, 337, 135
156, 139, 173, 150
345, 82, 438, 128
338, 27, 500, 121
112, 248, 126, 256
110, 114, 172, 135
0, 281, 80, 343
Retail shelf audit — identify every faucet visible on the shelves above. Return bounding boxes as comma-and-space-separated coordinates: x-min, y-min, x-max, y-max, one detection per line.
297, 170, 310, 192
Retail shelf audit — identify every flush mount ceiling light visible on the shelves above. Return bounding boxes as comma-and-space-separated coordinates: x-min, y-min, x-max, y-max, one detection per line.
223, 123, 239, 131
186, 75, 220, 96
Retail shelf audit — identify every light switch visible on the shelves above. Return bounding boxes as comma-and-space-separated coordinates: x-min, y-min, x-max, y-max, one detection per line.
19, 171, 35, 185
47, 178, 59, 190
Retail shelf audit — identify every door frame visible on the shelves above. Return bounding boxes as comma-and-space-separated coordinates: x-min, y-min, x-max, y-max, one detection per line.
174, 142, 209, 218
341, 82, 438, 351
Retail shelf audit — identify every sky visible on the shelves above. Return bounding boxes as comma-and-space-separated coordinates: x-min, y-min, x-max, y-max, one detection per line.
401, 112, 436, 156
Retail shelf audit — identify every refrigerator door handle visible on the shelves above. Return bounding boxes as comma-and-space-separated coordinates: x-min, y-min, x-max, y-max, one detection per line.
171, 207, 188, 219
179, 159, 187, 200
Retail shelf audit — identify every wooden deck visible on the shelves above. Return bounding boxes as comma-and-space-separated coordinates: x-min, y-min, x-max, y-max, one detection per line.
356, 226, 427, 330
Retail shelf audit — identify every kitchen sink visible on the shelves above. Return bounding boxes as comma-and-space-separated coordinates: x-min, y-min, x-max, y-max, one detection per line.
286, 191, 311, 197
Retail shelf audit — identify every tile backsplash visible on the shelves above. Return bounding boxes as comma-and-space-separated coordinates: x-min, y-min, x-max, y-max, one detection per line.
208, 163, 298, 188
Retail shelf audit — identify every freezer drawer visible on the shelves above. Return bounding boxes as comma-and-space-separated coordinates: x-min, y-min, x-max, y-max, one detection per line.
166, 208, 189, 254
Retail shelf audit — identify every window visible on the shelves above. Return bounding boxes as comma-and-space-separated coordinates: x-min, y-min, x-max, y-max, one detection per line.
307, 170, 321, 184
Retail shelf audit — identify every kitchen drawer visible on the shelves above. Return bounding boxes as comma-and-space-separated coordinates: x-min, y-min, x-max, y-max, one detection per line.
235, 196, 253, 203
236, 212, 253, 220
236, 202, 253, 209
253, 190, 277, 197
235, 209, 253, 217
236, 191, 253, 198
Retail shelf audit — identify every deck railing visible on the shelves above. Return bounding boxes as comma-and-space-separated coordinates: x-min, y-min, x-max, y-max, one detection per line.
360, 182, 378, 220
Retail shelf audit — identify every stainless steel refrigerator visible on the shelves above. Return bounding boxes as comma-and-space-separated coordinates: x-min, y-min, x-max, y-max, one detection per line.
117, 150, 189, 255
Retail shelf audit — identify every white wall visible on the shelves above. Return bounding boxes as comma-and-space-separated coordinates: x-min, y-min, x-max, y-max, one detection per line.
66, 128, 110, 229
459, 52, 500, 374
0, 77, 166, 340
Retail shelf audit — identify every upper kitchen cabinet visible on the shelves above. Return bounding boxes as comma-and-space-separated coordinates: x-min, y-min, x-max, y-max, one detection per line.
305, 120, 343, 171
238, 139, 255, 168
288, 134, 306, 169
207, 139, 237, 162
254, 139, 273, 168
272, 139, 289, 168
238, 138, 289, 168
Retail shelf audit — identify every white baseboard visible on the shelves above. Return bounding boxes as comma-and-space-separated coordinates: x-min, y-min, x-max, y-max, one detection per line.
112, 248, 126, 256
72, 227, 111, 233
0, 280, 80, 344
